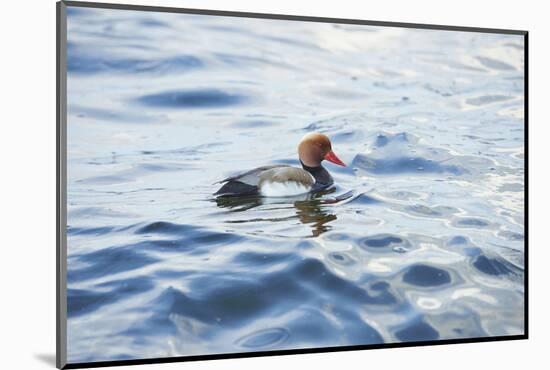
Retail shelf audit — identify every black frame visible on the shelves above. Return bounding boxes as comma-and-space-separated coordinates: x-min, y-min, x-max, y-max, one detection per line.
56, 1, 529, 369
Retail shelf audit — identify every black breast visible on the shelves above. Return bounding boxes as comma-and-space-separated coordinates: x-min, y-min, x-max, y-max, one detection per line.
301, 161, 334, 193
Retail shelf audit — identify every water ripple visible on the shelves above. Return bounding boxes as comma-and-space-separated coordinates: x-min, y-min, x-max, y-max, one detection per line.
236, 328, 290, 349
66, 7, 525, 362
135, 89, 249, 109
402, 264, 452, 287
68, 45, 202, 75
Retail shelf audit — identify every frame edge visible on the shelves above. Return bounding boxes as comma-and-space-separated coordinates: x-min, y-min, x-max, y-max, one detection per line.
62, 0, 527, 35
56, 2, 529, 369
57, 1, 68, 369
523, 32, 529, 339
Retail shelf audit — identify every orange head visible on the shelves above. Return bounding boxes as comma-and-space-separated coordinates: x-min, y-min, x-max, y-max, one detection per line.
298, 132, 346, 168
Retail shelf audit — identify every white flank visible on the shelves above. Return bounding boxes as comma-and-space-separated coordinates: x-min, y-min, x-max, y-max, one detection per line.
260, 181, 312, 197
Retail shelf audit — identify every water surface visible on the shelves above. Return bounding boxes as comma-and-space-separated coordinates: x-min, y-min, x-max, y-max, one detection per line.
66, 7, 525, 363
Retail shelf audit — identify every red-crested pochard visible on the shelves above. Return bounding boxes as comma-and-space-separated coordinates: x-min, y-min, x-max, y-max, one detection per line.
214, 132, 346, 197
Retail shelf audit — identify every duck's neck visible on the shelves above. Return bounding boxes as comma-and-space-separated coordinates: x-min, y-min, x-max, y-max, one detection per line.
300, 161, 334, 189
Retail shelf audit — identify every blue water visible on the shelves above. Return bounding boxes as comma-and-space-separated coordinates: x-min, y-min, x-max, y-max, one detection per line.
66, 6, 525, 363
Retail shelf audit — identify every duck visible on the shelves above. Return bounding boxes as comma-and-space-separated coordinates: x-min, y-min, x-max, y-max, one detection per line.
214, 132, 346, 197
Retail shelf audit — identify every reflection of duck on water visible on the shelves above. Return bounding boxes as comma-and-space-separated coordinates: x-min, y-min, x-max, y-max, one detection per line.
214, 188, 353, 237
213, 133, 346, 197
294, 195, 337, 237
